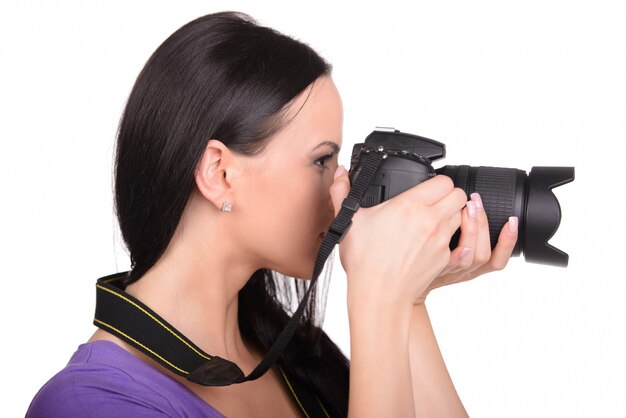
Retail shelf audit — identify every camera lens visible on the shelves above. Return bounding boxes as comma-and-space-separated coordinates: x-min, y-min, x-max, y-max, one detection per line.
435, 165, 575, 267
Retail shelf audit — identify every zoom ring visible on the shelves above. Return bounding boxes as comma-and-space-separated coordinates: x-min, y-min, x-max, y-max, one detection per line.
471, 166, 517, 250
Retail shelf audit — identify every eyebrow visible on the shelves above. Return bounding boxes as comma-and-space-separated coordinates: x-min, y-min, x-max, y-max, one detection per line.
312, 141, 341, 153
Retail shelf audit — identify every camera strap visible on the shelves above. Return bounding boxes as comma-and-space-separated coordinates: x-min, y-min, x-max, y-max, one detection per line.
93, 148, 387, 388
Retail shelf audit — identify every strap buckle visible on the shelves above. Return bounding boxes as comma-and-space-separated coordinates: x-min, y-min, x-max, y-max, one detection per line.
341, 195, 360, 212
325, 195, 360, 243
326, 220, 352, 244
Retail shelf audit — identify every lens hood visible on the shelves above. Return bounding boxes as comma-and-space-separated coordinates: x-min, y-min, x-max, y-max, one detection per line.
523, 167, 575, 267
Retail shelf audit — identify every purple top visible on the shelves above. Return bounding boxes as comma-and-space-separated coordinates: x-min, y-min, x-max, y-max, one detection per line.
26, 340, 225, 417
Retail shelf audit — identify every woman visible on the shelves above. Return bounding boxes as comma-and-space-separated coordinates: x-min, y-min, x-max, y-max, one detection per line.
26, 10, 519, 418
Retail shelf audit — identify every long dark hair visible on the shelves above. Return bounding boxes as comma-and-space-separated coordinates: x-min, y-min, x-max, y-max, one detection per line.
112, 11, 349, 417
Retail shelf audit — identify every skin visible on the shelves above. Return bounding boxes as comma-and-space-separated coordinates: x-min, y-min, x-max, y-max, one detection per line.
90, 73, 519, 417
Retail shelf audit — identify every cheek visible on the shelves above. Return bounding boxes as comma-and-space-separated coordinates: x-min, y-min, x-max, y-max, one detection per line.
241, 172, 330, 275
274, 177, 325, 243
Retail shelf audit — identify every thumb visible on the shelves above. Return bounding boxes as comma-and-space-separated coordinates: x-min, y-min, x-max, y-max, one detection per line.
330, 165, 350, 217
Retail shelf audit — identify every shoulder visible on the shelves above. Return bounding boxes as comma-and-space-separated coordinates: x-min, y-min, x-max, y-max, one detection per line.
26, 340, 224, 418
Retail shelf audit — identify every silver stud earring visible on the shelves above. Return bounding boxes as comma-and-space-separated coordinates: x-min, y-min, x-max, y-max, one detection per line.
220, 201, 232, 212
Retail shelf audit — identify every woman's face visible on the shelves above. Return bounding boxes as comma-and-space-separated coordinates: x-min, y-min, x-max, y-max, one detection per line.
237, 75, 343, 280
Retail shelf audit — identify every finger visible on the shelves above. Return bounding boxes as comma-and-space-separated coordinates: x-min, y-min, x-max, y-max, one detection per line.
443, 197, 482, 274
400, 174, 456, 206
433, 186, 468, 220
471, 216, 519, 277
443, 192, 490, 275
329, 165, 351, 217
469, 192, 492, 267
445, 200, 480, 273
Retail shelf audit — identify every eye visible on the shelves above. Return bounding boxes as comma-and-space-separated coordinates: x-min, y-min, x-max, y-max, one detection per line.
314, 152, 335, 169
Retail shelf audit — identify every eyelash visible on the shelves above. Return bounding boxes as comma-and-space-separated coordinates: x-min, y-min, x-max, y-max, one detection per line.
314, 152, 335, 169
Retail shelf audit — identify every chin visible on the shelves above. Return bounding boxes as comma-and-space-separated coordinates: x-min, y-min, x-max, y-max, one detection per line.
274, 262, 314, 281
289, 264, 315, 281
275, 238, 325, 280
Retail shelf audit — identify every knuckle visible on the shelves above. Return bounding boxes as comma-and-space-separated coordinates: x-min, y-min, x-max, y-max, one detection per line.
456, 189, 469, 206
475, 252, 490, 265
410, 203, 424, 219
459, 258, 473, 270
438, 175, 455, 191
393, 195, 416, 218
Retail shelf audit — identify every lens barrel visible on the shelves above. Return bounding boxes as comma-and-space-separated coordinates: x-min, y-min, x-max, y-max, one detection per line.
436, 165, 574, 267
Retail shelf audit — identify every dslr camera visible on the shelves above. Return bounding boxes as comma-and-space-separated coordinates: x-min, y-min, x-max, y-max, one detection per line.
348, 127, 575, 267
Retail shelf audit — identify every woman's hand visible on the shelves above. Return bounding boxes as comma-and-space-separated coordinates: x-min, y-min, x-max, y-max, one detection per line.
329, 168, 467, 312
413, 192, 519, 305
329, 168, 474, 418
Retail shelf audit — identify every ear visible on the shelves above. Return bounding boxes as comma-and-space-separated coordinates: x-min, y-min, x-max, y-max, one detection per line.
194, 139, 240, 212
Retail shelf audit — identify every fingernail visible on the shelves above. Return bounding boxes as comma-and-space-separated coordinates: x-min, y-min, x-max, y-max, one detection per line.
334, 165, 345, 179
508, 216, 518, 234
467, 201, 477, 219
459, 247, 472, 259
471, 192, 483, 211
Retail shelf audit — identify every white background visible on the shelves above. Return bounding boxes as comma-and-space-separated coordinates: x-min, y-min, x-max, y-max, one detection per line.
1, 0, 624, 417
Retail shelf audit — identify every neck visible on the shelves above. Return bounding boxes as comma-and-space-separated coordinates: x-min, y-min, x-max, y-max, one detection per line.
123, 212, 263, 373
